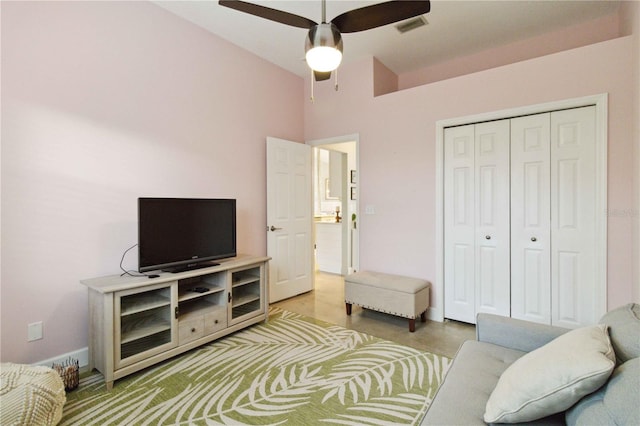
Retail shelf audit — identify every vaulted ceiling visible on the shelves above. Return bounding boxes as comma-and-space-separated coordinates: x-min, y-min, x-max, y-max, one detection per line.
154, 1, 621, 77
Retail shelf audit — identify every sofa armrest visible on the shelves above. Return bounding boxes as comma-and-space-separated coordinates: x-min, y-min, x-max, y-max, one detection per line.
476, 313, 569, 353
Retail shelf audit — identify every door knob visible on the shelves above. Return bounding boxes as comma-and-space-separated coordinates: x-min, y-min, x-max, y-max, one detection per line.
268, 225, 283, 232
485, 235, 491, 240
531, 237, 537, 242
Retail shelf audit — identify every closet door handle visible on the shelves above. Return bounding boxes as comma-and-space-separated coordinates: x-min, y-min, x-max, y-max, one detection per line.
531, 237, 537, 242
485, 235, 491, 240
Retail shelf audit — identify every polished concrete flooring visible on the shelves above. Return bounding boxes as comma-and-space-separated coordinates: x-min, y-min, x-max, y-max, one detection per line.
272, 272, 476, 359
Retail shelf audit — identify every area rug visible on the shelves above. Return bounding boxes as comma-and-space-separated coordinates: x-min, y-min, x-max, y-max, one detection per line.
60, 308, 450, 425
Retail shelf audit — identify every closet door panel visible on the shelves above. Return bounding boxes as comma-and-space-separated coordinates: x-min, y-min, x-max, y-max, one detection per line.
511, 113, 551, 324
551, 106, 597, 328
444, 125, 476, 323
475, 120, 510, 317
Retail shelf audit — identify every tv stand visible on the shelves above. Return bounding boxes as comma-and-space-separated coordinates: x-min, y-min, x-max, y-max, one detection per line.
81, 254, 269, 390
164, 261, 220, 273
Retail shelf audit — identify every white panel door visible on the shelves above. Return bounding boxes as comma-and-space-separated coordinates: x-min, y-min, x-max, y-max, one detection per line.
511, 113, 552, 324
474, 120, 511, 317
444, 125, 476, 323
266, 137, 313, 302
551, 106, 598, 328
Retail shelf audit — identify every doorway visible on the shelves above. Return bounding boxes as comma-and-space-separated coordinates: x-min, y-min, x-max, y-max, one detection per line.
308, 134, 360, 277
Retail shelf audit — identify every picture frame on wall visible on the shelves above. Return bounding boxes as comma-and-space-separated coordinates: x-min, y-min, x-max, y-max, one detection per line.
350, 170, 357, 184
351, 187, 357, 200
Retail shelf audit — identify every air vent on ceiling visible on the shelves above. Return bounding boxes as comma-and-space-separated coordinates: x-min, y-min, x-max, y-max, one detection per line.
395, 16, 428, 34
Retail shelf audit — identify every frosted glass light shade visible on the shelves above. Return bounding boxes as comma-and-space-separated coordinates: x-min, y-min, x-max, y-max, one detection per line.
306, 46, 343, 72
305, 23, 343, 72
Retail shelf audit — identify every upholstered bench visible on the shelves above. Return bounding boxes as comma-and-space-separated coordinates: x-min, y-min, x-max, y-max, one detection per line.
345, 271, 430, 332
0, 363, 66, 426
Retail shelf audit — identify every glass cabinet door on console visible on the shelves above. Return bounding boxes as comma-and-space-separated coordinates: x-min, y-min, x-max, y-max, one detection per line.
114, 283, 178, 369
230, 265, 265, 324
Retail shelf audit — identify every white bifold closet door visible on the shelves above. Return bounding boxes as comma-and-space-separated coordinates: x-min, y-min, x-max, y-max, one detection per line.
512, 107, 598, 327
445, 105, 598, 327
444, 120, 511, 324
510, 113, 552, 324
550, 107, 598, 328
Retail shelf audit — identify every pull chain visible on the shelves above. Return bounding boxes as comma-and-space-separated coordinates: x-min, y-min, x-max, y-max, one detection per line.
310, 68, 315, 102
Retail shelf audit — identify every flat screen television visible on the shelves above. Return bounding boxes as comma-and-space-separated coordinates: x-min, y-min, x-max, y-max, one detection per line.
138, 198, 237, 273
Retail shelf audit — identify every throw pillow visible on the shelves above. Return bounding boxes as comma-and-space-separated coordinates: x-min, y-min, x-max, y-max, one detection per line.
566, 358, 640, 426
484, 324, 616, 423
599, 303, 640, 363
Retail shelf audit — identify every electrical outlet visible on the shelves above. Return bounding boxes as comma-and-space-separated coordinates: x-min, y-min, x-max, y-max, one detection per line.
365, 205, 375, 215
28, 322, 43, 341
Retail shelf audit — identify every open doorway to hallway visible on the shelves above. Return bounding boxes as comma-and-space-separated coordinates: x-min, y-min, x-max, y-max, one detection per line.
309, 135, 359, 277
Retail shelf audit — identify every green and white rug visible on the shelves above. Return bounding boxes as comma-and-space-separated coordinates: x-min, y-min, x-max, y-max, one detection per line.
60, 308, 449, 425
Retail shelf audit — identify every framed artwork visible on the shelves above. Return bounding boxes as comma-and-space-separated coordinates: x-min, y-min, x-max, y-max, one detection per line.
350, 187, 357, 200
350, 170, 357, 184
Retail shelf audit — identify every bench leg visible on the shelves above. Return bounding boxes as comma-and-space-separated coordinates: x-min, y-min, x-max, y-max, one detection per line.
346, 303, 352, 316
421, 311, 427, 322
409, 318, 416, 332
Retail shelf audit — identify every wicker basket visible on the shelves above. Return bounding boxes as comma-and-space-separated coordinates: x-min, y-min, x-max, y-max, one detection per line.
52, 358, 79, 391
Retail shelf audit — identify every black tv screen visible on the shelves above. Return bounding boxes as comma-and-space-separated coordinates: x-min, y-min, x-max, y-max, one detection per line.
138, 198, 236, 273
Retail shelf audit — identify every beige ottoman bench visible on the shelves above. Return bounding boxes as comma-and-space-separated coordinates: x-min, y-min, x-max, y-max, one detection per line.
345, 271, 430, 332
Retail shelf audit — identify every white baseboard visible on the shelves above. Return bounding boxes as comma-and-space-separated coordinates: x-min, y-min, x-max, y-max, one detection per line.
34, 347, 89, 368
427, 307, 444, 322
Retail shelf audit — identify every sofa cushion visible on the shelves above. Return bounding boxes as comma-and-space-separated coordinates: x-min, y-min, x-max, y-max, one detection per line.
421, 340, 525, 425
599, 303, 640, 363
565, 357, 640, 426
484, 324, 616, 423
421, 340, 564, 426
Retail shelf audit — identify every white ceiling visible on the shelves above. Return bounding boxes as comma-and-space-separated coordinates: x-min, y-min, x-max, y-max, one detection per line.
154, 1, 621, 78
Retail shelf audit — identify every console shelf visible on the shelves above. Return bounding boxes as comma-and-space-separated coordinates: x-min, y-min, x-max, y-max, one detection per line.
121, 293, 170, 316
82, 255, 269, 390
177, 285, 225, 303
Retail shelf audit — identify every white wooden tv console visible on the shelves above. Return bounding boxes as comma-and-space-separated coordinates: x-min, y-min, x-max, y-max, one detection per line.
81, 254, 270, 390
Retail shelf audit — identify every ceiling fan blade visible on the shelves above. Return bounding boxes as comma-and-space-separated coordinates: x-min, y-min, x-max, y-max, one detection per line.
314, 71, 332, 81
219, 0, 316, 29
331, 0, 431, 33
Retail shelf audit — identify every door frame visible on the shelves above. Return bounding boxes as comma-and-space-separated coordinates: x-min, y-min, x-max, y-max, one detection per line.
434, 94, 608, 323
307, 133, 360, 275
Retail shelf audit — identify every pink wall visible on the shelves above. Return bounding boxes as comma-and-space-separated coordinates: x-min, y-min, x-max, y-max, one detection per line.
399, 13, 621, 89
1, 1, 304, 363
305, 37, 637, 316
620, 0, 640, 301
1, 1, 637, 365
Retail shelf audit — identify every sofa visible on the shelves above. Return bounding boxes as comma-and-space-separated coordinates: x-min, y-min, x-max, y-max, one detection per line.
421, 303, 639, 425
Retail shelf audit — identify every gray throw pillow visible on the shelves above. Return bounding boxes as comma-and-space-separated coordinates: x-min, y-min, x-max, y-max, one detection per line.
599, 303, 640, 363
566, 358, 640, 425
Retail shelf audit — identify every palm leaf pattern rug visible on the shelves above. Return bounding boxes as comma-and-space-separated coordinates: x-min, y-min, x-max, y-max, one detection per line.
60, 308, 449, 425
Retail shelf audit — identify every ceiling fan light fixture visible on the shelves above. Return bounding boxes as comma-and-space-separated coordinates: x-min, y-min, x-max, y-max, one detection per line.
305, 23, 343, 72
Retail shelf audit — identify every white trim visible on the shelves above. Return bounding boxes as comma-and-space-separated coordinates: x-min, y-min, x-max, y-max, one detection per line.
435, 94, 608, 323
34, 347, 89, 368
307, 133, 360, 148
307, 133, 360, 274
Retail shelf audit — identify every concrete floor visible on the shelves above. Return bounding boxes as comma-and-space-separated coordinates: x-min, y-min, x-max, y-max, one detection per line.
271, 272, 476, 359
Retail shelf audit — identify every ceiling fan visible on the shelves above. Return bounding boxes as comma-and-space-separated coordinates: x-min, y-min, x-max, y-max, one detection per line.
219, 0, 431, 82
